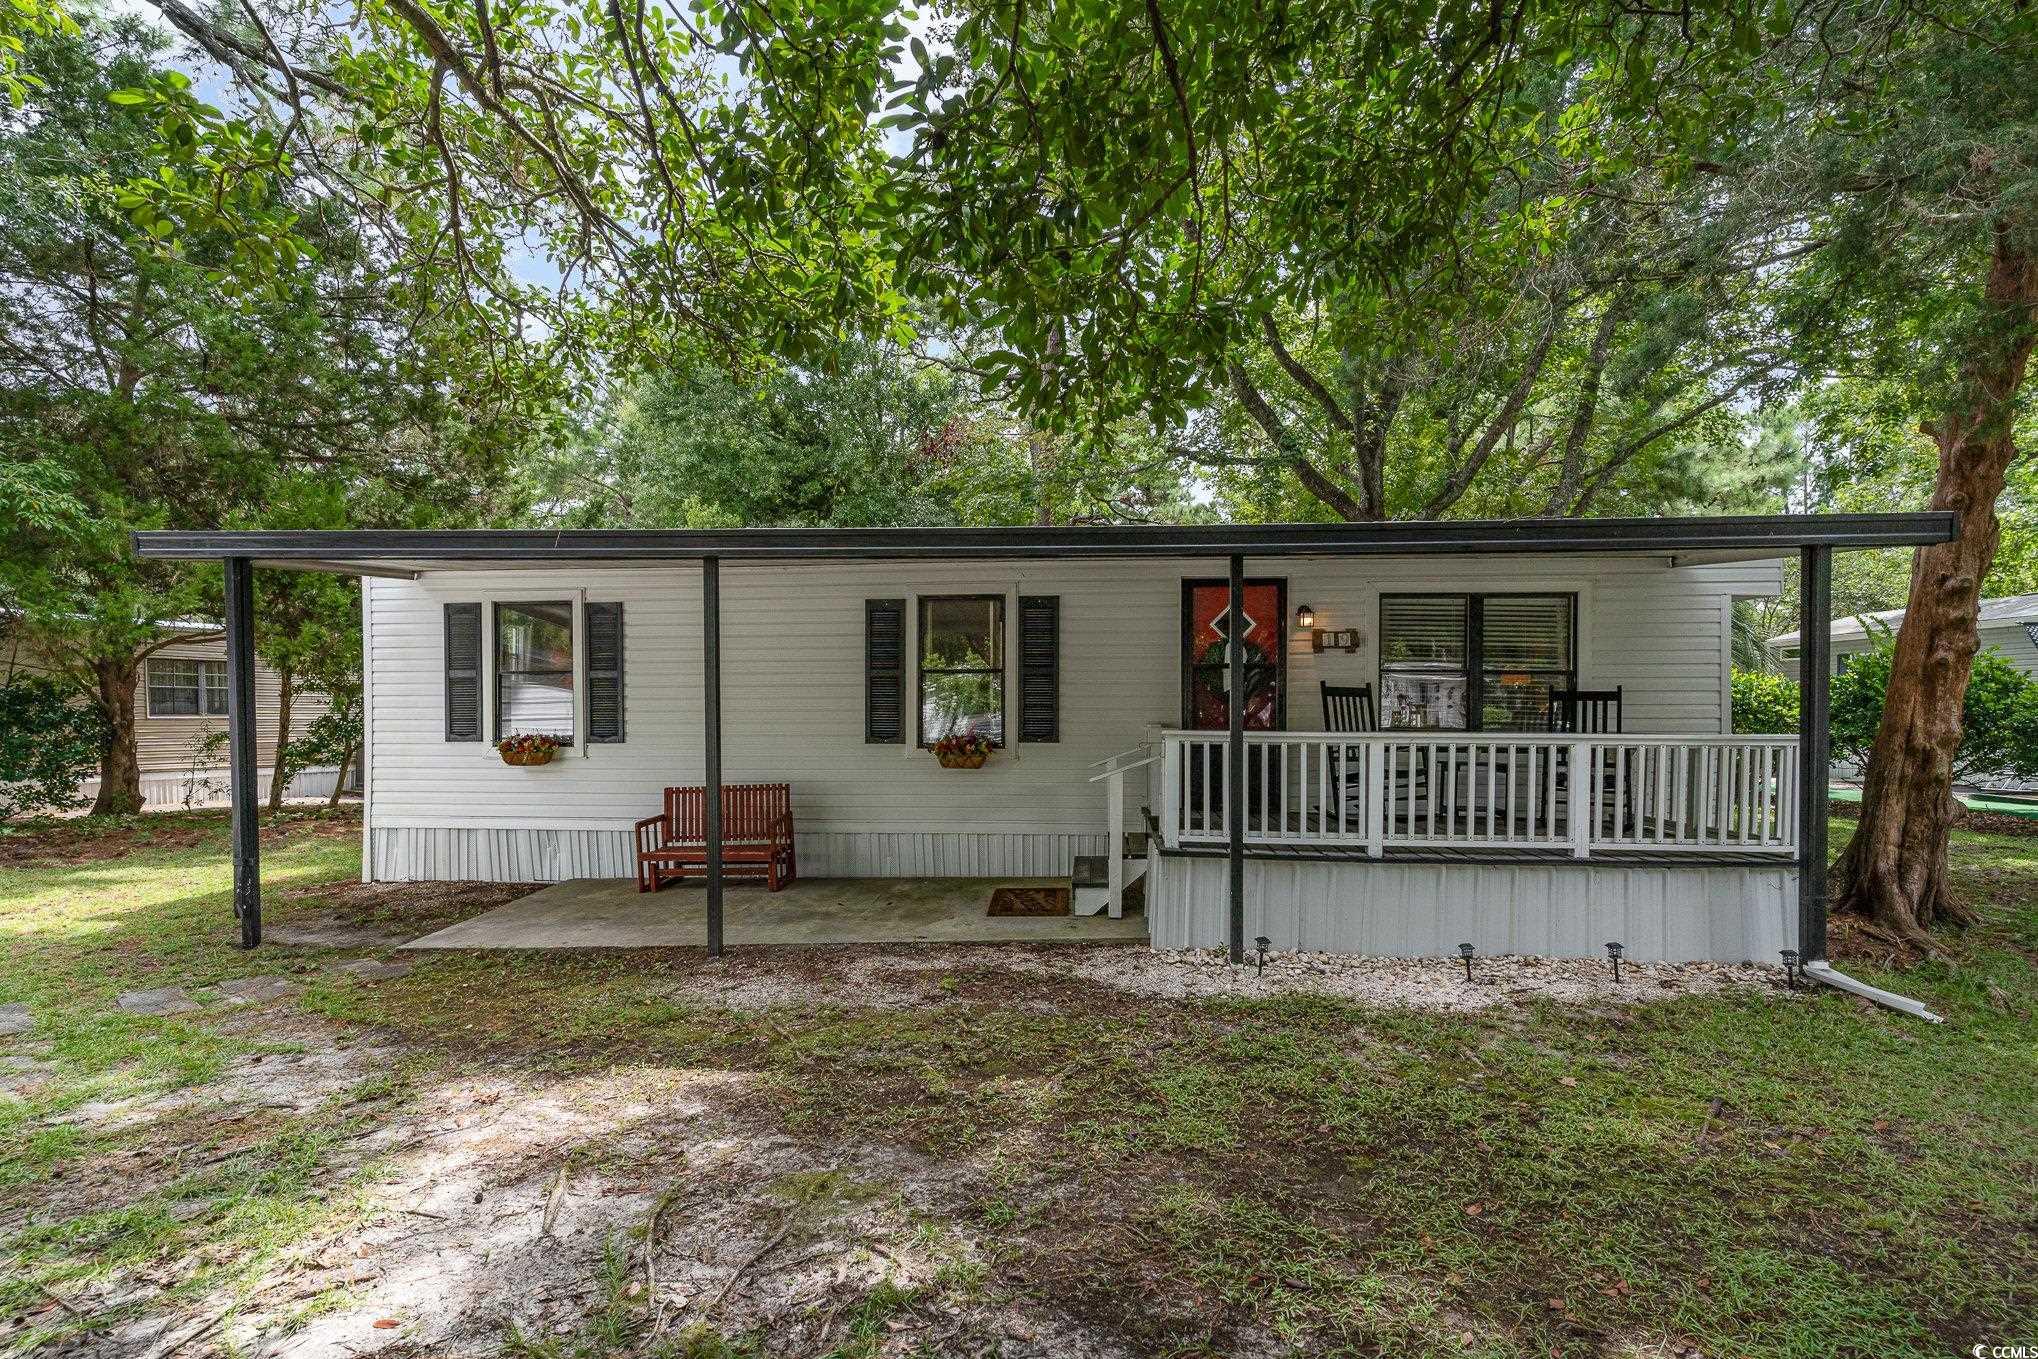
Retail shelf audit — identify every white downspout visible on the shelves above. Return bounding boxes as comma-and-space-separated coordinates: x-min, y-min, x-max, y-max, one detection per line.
1803, 961, 1945, 1024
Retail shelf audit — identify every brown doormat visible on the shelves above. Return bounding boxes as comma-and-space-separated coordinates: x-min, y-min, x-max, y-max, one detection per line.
987, 885, 1070, 917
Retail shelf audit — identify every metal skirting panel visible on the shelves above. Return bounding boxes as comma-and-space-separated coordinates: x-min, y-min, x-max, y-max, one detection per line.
78, 766, 347, 811
372, 827, 636, 883
368, 828, 1104, 884
796, 832, 1105, 878
1147, 854, 1795, 963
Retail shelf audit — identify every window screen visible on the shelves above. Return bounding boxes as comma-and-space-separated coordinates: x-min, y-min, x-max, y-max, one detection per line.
919, 595, 1004, 746
1478, 595, 1574, 730
495, 601, 575, 743
1378, 596, 1468, 729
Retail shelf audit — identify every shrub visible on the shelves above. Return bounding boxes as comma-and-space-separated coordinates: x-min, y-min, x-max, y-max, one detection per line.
0, 676, 106, 819
279, 692, 361, 793
1731, 667, 1799, 734
1830, 628, 2038, 782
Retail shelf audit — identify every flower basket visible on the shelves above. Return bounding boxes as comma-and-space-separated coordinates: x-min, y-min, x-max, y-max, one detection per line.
498, 734, 560, 766
931, 734, 993, 769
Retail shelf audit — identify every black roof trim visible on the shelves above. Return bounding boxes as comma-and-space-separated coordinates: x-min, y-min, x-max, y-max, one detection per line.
132, 513, 1956, 565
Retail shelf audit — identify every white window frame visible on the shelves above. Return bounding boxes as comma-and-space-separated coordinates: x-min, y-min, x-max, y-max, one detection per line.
490, 596, 583, 748
146, 657, 229, 719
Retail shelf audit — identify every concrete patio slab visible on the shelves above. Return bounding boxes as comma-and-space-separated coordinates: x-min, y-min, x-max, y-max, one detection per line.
399, 877, 1148, 951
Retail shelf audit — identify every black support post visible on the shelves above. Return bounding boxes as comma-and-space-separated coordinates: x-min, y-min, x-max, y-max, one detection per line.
703, 556, 724, 957
1227, 553, 1246, 965
1798, 545, 1832, 961
224, 556, 261, 948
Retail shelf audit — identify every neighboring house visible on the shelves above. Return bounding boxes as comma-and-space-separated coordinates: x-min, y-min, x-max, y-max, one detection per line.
1770, 592, 2038, 680
1, 620, 351, 810
1770, 593, 2038, 792
136, 512, 1953, 965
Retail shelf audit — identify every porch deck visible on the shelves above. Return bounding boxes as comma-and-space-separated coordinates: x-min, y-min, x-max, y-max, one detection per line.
398, 876, 1149, 950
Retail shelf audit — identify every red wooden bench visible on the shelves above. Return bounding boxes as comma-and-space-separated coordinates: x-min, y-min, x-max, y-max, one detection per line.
633, 783, 797, 893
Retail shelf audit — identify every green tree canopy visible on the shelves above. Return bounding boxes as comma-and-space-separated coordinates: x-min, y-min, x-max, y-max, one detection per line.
539, 340, 1206, 529
0, 8, 543, 810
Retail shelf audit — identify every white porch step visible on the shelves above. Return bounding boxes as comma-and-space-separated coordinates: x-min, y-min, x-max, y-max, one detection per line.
1071, 857, 1147, 917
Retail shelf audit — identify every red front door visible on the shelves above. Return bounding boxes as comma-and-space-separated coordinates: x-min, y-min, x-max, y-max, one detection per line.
1181, 579, 1287, 730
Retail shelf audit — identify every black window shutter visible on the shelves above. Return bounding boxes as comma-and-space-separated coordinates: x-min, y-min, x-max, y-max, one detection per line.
1018, 594, 1059, 742
586, 602, 625, 743
865, 598, 905, 743
444, 602, 482, 741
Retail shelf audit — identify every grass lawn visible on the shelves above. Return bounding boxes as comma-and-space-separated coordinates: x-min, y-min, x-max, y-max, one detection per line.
1, 809, 2034, 1358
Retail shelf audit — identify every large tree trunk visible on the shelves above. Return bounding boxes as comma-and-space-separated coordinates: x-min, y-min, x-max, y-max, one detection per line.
1833, 227, 2038, 942
89, 658, 144, 817
267, 668, 294, 812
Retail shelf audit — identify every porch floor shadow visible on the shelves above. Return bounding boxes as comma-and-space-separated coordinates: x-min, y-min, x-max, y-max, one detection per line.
397, 876, 1149, 950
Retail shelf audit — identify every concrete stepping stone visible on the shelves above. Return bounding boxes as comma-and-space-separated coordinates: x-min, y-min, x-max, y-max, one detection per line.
117, 987, 199, 1016
0, 1003, 32, 1035
205, 976, 300, 1006
333, 959, 412, 982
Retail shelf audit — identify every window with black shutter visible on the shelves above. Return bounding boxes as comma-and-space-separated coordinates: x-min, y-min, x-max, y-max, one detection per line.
865, 598, 905, 743
1017, 595, 1059, 743
444, 602, 482, 741
585, 602, 624, 743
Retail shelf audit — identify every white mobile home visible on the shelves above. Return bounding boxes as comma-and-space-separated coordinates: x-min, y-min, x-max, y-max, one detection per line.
1770, 592, 2038, 680
2, 619, 349, 810
133, 514, 1954, 965
1771, 592, 2038, 792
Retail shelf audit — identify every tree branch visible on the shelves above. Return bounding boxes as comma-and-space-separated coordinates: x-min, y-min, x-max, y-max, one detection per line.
1226, 360, 1368, 521
1259, 313, 1352, 433
1418, 302, 1564, 518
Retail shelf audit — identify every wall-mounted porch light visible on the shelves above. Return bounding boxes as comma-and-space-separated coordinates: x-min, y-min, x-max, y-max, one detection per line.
1296, 604, 1361, 654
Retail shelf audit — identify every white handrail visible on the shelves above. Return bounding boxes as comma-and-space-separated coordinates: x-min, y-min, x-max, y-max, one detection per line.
1086, 753, 1160, 783
1087, 748, 1162, 919
1087, 743, 1151, 769
1159, 729, 1801, 746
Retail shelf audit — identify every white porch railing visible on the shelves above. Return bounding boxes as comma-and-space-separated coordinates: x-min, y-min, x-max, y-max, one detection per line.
1159, 731, 1799, 858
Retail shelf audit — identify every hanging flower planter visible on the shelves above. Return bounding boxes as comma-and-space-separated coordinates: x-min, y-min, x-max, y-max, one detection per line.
931, 733, 993, 769
498, 733, 560, 766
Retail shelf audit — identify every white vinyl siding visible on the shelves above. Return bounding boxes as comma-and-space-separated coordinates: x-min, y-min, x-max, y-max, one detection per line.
362, 555, 1779, 873
1825, 621, 2038, 681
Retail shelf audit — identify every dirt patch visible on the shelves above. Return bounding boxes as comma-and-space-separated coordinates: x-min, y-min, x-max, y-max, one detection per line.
0, 807, 360, 867
275, 879, 541, 938
1830, 799, 2038, 838
22, 1011, 1130, 1359
1952, 807, 2038, 837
